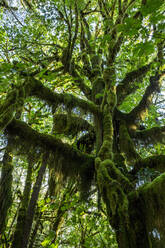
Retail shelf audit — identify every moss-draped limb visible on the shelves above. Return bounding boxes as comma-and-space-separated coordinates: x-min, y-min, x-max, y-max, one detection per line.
80, 16, 101, 72
80, 22, 93, 80
119, 121, 141, 163
128, 72, 165, 121
98, 109, 113, 160
6, 119, 94, 164
131, 155, 165, 176
30, 78, 99, 115
6, 118, 95, 194
117, 62, 152, 105
53, 114, 94, 136
130, 126, 165, 144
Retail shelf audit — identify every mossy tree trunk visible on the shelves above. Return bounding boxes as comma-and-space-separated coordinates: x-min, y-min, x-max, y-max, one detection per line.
0, 0, 165, 247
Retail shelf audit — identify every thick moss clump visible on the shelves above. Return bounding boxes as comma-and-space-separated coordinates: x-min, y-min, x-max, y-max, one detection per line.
96, 158, 129, 226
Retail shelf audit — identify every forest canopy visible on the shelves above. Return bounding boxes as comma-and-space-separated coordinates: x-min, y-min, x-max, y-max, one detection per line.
0, 0, 165, 247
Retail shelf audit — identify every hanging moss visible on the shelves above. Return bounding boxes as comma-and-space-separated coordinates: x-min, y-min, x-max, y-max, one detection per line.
53, 114, 94, 136
48, 148, 95, 197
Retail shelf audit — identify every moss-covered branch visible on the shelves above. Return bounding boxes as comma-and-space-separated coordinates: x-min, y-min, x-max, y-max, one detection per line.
117, 62, 152, 105
53, 114, 94, 136
131, 155, 165, 175
6, 119, 94, 163
131, 126, 165, 144
30, 78, 98, 114
6, 118, 95, 194
128, 72, 165, 121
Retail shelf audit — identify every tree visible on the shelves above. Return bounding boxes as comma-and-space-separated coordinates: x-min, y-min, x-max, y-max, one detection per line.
0, 0, 165, 247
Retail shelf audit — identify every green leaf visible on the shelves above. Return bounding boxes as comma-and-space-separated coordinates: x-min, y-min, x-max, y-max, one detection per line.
133, 41, 155, 56
95, 93, 104, 99
41, 239, 50, 247
141, 0, 164, 16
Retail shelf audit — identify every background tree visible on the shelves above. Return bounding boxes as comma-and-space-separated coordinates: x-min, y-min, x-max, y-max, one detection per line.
0, 0, 165, 247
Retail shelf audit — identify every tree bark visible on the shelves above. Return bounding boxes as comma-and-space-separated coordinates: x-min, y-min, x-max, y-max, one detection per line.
21, 152, 48, 248
12, 157, 33, 248
0, 137, 13, 237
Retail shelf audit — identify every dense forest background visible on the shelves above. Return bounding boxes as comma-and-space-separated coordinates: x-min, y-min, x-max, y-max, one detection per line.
0, 0, 165, 247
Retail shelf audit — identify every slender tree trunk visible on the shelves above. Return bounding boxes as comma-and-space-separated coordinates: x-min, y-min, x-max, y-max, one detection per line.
0, 137, 13, 237
28, 190, 48, 248
21, 152, 48, 248
28, 212, 42, 248
12, 157, 33, 248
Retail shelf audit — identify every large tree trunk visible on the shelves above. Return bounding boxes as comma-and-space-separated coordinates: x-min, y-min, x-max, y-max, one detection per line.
111, 199, 152, 248
105, 171, 165, 248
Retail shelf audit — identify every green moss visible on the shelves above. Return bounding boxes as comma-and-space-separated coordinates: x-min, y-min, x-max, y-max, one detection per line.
96, 158, 129, 226
92, 77, 105, 104
98, 140, 113, 160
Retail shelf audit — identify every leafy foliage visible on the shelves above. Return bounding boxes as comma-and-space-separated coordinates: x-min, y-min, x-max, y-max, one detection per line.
0, 0, 165, 248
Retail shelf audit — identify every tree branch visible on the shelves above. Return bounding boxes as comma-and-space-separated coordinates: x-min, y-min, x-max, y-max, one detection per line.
30, 78, 98, 114
128, 72, 165, 121
131, 155, 165, 175
6, 119, 94, 164
117, 62, 152, 105
131, 126, 165, 144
